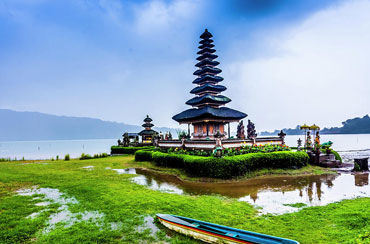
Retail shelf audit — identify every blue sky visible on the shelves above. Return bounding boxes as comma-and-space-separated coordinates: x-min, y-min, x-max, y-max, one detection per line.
1, 0, 369, 132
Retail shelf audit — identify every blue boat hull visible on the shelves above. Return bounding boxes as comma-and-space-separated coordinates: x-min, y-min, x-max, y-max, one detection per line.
156, 214, 299, 244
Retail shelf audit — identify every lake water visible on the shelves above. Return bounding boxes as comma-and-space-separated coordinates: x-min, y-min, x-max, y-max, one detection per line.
0, 134, 370, 160
0, 139, 117, 160
106, 167, 370, 215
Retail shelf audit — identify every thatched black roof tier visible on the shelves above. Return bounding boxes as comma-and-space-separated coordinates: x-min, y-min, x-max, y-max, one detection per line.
142, 123, 154, 128
196, 53, 218, 61
143, 115, 152, 122
186, 94, 231, 106
199, 38, 213, 45
190, 84, 226, 94
198, 43, 215, 49
195, 59, 220, 67
138, 129, 158, 136
193, 66, 222, 76
200, 29, 213, 39
193, 74, 223, 84
197, 47, 216, 55
173, 106, 247, 123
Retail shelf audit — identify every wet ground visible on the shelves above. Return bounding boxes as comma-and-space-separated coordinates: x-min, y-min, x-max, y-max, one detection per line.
109, 166, 370, 215
17, 187, 106, 233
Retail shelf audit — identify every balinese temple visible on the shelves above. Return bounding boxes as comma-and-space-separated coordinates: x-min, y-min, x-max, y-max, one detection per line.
138, 115, 158, 144
172, 29, 247, 139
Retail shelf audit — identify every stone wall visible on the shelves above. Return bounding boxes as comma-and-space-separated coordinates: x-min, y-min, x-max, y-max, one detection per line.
158, 137, 283, 151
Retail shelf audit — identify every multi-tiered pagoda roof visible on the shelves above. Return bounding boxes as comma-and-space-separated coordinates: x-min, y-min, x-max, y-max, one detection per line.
138, 115, 158, 136
173, 29, 247, 124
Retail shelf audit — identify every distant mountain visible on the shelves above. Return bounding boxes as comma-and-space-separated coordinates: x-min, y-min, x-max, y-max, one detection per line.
260, 115, 370, 136
0, 109, 178, 141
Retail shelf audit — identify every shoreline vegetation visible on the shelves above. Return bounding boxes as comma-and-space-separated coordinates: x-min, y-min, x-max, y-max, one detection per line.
261, 114, 370, 136
0, 155, 368, 244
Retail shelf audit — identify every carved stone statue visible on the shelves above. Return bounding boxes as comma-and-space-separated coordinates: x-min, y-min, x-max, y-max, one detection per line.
247, 120, 257, 139
278, 130, 287, 145
314, 131, 321, 152
306, 131, 312, 149
237, 120, 246, 139
123, 133, 129, 147
297, 138, 302, 151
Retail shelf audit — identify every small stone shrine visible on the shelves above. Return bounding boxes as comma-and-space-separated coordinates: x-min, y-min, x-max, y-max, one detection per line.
138, 115, 159, 144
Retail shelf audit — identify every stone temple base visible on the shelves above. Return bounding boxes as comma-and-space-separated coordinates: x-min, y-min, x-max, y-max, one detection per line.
158, 137, 284, 151
308, 151, 341, 168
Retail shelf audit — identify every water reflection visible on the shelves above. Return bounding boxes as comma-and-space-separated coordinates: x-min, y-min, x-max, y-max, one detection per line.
355, 173, 369, 186
114, 168, 370, 215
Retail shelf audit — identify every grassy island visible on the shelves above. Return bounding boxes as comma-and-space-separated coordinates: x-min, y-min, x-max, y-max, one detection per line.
135, 146, 309, 178
0, 155, 369, 244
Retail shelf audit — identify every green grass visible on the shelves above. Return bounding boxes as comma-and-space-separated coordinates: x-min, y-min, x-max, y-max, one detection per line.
0, 156, 369, 244
283, 203, 308, 208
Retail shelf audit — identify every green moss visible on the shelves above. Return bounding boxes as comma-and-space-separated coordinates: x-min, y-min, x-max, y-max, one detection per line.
332, 150, 343, 163
283, 203, 307, 208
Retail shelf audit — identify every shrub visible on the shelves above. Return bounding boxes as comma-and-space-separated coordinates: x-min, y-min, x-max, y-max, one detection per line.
111, 146, 154, 155
80, 153, 93, 160
56, 155, 59, 161
152, 152, 185, 168
149, 151, 309, 178
64, 154, 70, 161
135, 150, 154, 162
93, 153, 108, 159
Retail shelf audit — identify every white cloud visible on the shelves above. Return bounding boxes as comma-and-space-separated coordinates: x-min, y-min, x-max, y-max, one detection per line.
227, 0, 370, 131
133, 0, 201, 35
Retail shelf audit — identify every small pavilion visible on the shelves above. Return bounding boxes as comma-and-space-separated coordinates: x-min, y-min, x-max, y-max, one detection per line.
172, 29, 247, 139
138, 115, 158, 144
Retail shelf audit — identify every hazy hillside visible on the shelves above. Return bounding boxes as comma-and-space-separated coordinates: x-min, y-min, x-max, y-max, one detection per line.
0, 109, 177, 141
261, 115, 370, 136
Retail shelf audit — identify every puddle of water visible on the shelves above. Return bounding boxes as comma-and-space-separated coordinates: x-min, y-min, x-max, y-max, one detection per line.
35, 202, 50, 206
124, 168, 370, 215
82, 166, 94, 170
137, 216, 160, 235
17, 187, 78, 205
132, 175, 184, 195
17, 187, 106, 233
27, 212, 41, 219
112, 168, 137, 174
110, 222, 123, 231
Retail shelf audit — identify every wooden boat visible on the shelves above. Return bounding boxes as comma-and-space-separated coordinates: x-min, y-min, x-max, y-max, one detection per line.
156, 214, 299, 244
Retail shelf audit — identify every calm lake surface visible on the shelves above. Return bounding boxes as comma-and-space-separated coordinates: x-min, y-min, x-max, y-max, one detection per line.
0, 139, 117, 160
1, 134, 370, 160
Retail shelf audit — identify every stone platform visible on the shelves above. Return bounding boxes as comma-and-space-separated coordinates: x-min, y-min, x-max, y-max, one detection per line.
308, 151, 342, 168
158, 137, 283, 151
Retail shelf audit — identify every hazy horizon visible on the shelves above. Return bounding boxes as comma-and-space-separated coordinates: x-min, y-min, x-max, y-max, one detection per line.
1, 0, 369, 133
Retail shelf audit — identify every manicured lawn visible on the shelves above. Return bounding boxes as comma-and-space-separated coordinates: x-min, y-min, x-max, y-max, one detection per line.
0, 155, 369, 243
